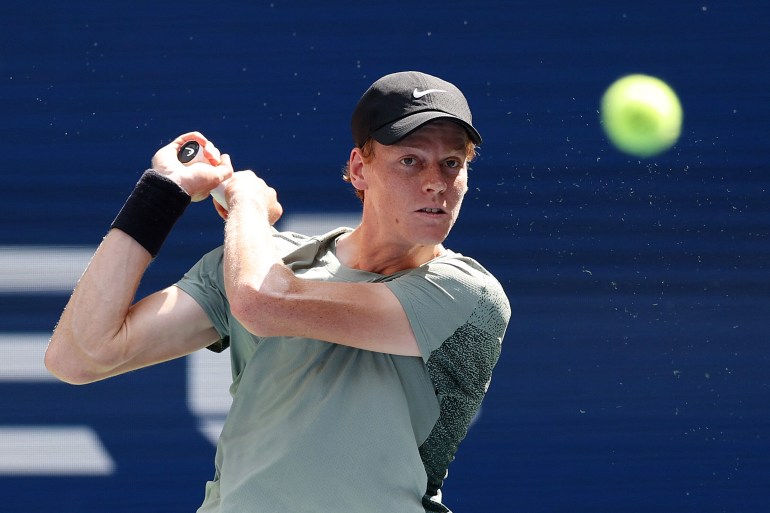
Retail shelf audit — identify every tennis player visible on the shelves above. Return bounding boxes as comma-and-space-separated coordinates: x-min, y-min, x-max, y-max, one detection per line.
46, 71, 511, 512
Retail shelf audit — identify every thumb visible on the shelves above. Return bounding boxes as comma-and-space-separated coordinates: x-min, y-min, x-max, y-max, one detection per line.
217, 154, 235, 183
202, 140, 222, 165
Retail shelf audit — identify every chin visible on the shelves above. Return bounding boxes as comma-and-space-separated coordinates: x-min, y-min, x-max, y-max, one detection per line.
401, 219, 454, 247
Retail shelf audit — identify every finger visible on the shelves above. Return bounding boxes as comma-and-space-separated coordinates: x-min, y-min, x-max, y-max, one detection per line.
212, 198, 229, 220
172, 131, 207, 148
202, 140, 222, 164
217, 154, 235, 182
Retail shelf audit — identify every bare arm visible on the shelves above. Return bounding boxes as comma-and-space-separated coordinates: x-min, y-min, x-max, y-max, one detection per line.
222, 172, 420, 357
45, 230, 219, 384
45, 132, 231, 384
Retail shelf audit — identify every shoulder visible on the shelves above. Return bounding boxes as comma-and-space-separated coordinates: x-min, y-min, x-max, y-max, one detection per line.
384, 252, 510, 358
191, 227, 352, 269
396, 252, 510, 319
276, 227, 352, 260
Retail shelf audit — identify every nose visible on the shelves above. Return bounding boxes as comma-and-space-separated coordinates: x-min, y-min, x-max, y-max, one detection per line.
422, 164, 447, 194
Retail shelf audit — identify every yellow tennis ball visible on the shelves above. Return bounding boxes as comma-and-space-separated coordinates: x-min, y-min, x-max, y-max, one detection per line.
600, 74, 683, 158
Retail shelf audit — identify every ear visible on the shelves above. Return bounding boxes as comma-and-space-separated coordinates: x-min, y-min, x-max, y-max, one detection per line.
348, 148, 368, 192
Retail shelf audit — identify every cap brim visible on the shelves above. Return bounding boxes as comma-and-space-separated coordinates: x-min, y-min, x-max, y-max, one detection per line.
371, 111, 482, 146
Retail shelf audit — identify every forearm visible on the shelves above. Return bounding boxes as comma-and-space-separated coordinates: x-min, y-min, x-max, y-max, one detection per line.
46, 133, 233, 384
223, 192, 291, 332
47, 168, 193, 383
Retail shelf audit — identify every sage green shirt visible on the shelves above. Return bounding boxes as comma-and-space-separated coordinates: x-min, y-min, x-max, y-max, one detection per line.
176, 228, 510, 513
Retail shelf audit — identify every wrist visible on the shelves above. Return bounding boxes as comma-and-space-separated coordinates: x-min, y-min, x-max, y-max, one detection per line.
110, 170, 191, 257
228, 193, 269, 217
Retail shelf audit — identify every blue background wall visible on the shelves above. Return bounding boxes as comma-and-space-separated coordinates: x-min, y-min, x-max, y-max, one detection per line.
2, 1, 769, 511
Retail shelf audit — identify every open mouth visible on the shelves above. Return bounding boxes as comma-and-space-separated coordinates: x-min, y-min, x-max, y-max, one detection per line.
418, 208, 445, 214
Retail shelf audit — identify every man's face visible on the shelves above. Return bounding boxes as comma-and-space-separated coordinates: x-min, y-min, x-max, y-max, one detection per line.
360, 120, 470, 248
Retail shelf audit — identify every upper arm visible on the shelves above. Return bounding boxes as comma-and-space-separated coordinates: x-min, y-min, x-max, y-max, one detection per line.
229, 258, 509, 360
230, 271, 421, 357
117, 285, 221, 372
48, 285, 219, 384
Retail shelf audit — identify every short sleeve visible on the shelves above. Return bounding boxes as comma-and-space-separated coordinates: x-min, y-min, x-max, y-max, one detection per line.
386, 256, 510, 505
172, 229, 331, 353
384, 256, 510, 362
175, 246, 231, 352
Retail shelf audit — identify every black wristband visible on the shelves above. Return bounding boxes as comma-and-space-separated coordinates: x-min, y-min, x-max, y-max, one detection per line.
110, 170, 191, 257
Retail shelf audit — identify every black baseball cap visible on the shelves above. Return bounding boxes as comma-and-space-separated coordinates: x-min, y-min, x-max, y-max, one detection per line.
351, 71, 482, 148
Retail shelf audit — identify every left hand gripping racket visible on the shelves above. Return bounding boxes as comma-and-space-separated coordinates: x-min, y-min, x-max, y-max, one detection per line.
177, 140, 228, 210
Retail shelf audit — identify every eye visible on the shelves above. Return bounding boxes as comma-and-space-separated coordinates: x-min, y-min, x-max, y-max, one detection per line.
444, 158, 463, 170
400, 156, 417, 166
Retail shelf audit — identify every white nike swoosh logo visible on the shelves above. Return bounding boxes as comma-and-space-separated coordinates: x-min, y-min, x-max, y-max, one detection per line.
412, 88, 447, 99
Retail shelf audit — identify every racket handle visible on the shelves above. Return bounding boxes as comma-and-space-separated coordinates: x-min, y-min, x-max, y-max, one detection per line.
177, 140, 229, 210
209, 183, 227, 210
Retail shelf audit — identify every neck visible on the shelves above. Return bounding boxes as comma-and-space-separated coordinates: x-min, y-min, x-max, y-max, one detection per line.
336, 227, 444, 275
